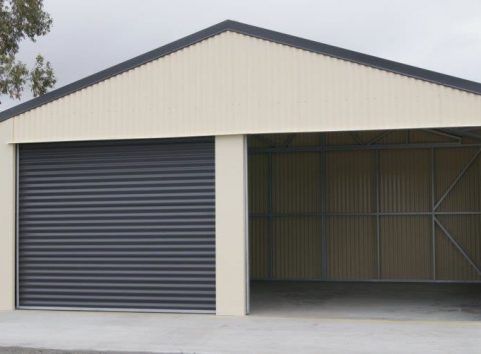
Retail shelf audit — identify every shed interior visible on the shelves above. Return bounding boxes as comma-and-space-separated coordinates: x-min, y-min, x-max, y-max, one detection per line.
247, 129, 481, 320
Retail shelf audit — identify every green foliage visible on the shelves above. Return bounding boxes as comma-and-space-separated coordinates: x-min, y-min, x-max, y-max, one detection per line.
30, 53, 54, 96
0, 0, 55, 103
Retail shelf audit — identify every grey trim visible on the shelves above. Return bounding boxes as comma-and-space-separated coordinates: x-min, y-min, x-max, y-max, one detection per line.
15, 144, 19, 307
243, 136, 250, 315
17, 138, 215, 312
1, 20, 481, 121
17, 306, 213, 314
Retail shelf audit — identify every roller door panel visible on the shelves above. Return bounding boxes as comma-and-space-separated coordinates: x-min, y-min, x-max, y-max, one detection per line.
18, 138, 215, 312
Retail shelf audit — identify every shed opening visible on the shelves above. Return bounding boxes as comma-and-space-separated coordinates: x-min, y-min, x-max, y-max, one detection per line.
247, 129, 481, 320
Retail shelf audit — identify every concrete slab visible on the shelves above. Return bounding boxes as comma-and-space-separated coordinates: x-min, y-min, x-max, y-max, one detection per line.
0, 348, 153, 354
2, 282, 481, 353
0, 309, 480, 354
250, 281, 481, 321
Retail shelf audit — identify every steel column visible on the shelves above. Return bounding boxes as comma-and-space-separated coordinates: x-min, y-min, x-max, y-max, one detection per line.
431, 148, 436, 280
376, 150, 381, 279
319, 134, 328, 280
267, 152, 273, 279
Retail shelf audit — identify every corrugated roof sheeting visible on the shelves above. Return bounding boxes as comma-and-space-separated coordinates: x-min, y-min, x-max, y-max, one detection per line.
249, 131, 481, 282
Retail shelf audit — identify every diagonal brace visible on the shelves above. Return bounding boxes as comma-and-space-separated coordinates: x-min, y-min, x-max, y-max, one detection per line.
350, 132, 363, 145
434, 217, 481, 276
426, 129, 462, 143
434, 148, 481, 210
367, 131, 391, 145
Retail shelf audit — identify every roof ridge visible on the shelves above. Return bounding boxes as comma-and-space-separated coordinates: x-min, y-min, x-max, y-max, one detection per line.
1, 20, 480, 121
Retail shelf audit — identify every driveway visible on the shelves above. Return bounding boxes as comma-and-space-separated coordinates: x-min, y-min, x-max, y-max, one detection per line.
0, 310, 480, 353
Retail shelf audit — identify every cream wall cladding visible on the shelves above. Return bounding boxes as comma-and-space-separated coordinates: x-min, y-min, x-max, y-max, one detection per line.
0, 120, 15, 310
6, 30, 481, 144
216, 135, 248, 315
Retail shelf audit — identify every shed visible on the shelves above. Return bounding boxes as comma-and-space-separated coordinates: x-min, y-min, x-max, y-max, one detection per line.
1, 20, 481, 316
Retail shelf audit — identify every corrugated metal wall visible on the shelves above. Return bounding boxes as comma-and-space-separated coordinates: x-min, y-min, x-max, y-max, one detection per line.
8, 32, 481, 144
249, 130, 481, 282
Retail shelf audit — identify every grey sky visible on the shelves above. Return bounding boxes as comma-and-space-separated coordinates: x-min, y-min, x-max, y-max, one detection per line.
2, 0, 481, 110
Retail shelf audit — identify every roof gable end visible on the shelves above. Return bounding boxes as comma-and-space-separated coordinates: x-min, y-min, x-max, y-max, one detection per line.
1, 19, 480, 122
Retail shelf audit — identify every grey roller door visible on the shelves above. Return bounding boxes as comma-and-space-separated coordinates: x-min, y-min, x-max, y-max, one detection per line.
17, 138, 215, 312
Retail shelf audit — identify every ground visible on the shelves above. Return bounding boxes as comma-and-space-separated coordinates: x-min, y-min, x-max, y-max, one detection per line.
250, 281, 481, 321
1, 282, 480, 354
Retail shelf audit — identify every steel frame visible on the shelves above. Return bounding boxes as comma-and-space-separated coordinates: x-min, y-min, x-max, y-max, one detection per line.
249, 130, 481, 282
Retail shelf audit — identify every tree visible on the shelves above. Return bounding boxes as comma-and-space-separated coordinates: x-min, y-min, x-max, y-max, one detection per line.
0, 0, 55, 103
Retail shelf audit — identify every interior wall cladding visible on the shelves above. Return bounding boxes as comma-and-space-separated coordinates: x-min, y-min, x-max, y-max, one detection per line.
248, 130, 481, 282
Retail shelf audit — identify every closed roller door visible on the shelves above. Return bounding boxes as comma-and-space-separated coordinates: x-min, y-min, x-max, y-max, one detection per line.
18, 138, 215, 312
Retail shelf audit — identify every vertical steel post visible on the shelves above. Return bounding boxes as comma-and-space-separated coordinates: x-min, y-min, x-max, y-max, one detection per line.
320, 134, 328, 280
376, 150, 381, 279
431, 148, 436, 280
267, 152, 273, 280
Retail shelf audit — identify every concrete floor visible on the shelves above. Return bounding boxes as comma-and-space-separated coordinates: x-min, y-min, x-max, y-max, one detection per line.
250, 281, 481, 321
0, 282, 481, 353
1, 310, 481, 354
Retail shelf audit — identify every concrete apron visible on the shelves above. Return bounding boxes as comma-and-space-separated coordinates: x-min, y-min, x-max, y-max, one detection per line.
0, 348, 154, 354
0, 310, 481, 354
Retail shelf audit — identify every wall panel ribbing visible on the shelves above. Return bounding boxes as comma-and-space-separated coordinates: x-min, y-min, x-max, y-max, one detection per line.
380, 149, 431, 212
9, 32, 481, 144
380, 216, 432, 280
326, 217, 377, 280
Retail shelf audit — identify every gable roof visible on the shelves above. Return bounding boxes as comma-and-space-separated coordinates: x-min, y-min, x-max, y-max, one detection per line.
1, 19, 480, 122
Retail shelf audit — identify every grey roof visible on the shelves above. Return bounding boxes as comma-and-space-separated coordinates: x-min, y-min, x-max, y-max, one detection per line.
1, 20, 480, 122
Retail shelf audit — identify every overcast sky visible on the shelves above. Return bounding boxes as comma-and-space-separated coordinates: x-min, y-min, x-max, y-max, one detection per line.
2, 0, 481, 110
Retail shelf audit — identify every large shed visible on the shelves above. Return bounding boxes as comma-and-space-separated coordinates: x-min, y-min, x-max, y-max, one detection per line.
1, 20, 481, 316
